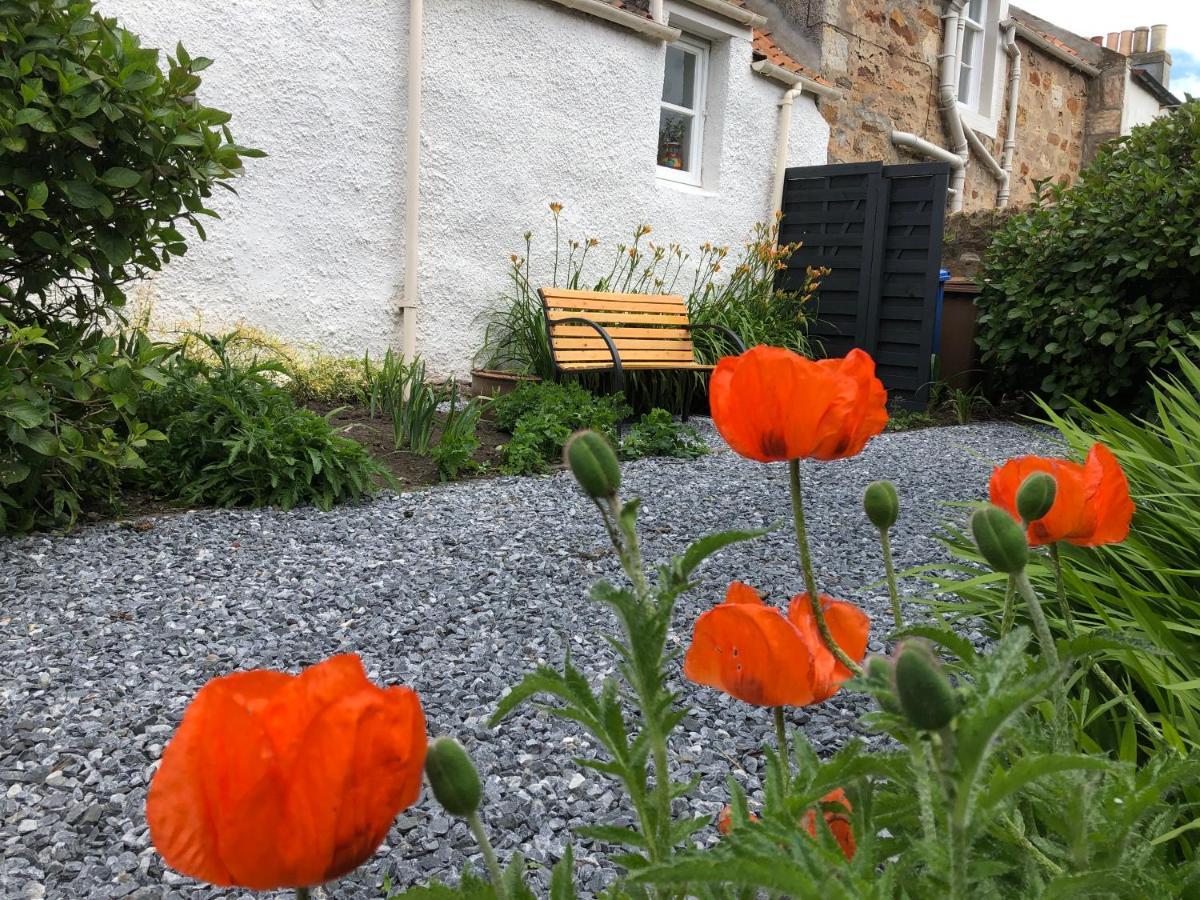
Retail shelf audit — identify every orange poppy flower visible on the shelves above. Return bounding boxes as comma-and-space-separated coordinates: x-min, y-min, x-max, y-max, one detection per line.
716, 804, 759, 835
788, 594, 871, 703
802, 788, 856, 860
709, 346, 888, 463
989, 444, 1134, 547
146, 654, 426, 890
683, 583, 868, 707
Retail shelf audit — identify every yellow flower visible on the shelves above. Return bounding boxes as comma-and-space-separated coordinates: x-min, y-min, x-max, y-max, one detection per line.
549, 202, 563, 214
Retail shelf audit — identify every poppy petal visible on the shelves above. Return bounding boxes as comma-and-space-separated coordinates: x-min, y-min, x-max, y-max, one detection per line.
788, 594, 870, 702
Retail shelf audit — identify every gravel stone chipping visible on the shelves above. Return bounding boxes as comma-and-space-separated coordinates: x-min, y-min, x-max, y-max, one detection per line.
0, 421, 1059, 899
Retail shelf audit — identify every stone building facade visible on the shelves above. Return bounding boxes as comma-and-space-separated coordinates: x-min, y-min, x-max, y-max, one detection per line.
750, 0, 1179, 210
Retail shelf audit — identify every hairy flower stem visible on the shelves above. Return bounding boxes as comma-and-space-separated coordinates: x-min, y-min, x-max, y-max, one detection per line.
1013, 572, 1059, 671
1047, 546, 1164, 747
774, 707, 790, 774
913, 740, 938, 845
788, 460, 863, 675
879, 529, 903, 631
999, 576, 1016, 637
467, 812, 508, 900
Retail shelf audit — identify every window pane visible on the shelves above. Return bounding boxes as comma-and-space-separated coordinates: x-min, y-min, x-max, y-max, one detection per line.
657, 109, 694, 171
662, 46, 696, 109
967, 0, 983, 24
958, 63, 973, 103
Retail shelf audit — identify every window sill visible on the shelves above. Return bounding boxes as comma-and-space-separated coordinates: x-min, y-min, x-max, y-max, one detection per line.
959, 104, 999, 139
655, 176, 718, 197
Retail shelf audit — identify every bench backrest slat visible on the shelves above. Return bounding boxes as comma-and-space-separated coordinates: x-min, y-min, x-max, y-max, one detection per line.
541, 287, 696, 370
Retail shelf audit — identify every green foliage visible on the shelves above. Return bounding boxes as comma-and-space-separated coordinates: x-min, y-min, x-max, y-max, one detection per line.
975, 99, 1200, 409
0, 0, 261, 328
0, 315, 166, 532
491, 381, 629, 476
364, 351, 439, 454
432, 383, 485, 482
633, 631, 1199, 898
283, 353, 370, 404
938, 343, 1200, 758
136, 334, 384, 511
617, 408, 707, 461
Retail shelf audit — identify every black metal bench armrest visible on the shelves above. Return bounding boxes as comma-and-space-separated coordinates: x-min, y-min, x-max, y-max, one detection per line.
685, 323, 747, 355
544, 315, 625, 390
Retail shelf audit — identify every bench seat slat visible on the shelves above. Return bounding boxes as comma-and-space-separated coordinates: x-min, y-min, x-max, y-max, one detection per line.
556, 349, 698, 363
551, 325, 693, 340
560, 361, 714, 371
542, 289, 687, 306
545, 296, 687, 315
554, 337, 696, 352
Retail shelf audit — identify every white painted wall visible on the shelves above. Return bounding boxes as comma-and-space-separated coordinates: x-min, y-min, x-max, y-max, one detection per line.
1121, 71, 1167, 134
105, 0, 829, 375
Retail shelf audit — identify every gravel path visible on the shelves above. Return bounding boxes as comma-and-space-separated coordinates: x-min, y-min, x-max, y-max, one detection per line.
0, 421, 1058, 899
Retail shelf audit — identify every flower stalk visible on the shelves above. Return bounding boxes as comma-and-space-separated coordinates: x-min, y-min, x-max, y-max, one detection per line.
774, 706, 790, 774
467, 812, 508, 900
789, 460, 863, 675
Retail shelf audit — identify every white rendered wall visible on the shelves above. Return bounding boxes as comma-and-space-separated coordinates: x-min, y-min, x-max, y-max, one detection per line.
101, 0, 411, 353
1121, 73, 1167, 134
103, 0, 829, 374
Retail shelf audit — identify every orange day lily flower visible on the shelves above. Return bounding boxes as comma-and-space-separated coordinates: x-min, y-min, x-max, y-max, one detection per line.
146, 654, 427, 891
709, 345, 888, 463
989, 444, 1134, 547
683, 583, 869, 707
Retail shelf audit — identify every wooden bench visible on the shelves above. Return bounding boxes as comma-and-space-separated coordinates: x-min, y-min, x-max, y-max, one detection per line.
539, 287, 745, 393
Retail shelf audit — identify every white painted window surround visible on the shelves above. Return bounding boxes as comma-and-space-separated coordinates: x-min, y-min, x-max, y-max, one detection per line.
657, 34, 709, 186
957, 0, 1009, 138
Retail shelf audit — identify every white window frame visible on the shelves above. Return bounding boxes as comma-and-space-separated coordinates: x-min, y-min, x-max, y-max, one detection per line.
656, 33, 709, 187
957, 0, 987, 110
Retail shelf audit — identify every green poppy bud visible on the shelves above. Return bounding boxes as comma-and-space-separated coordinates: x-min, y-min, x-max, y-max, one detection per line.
866, 655, 904, 716
894, 642, 958, 731
863, 480, 900, 530
971, 504, 1029, 574
425, 737, 482, 818
564, 430, 621, 500
1016, 471, 1057, 524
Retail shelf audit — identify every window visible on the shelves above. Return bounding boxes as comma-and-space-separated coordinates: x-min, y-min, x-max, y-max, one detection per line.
957, 0, 986, 109
657, 34, 709, 185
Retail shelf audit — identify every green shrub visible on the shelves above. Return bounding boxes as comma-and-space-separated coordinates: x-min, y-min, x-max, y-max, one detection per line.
618, 408, 707, 461
0, 317, 167, 532
0, 0, 260, 329
283, 354, 370, 404
937, 344, 1200, 757
492, 381, 629, 475
137, 334, 385, 511
975, 99, 1200, 409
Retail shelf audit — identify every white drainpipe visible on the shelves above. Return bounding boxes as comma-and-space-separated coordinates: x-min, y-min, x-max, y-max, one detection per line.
650, 0, 664, 22
402, 0, 423, 364
771, 85, 802, 214
998, 22, 1021, 207
963, 125, 1006, 198
938, 0, 969, 212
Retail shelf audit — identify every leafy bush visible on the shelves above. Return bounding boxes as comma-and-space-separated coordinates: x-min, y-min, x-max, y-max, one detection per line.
136, 335, 384, 511
939, 343, 1200, 757
975, 99, 1200, 409
363, 351, 440, 453
491, 381, 629, 475
0, 316, 167, 532
0, 0, 260, 328
618, 407, 707, 461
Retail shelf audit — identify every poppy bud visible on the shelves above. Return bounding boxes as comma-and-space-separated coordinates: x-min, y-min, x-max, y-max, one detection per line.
894, 642, 958, 731
1016, 472, 1057, 524
971, 504, 1029, 574
425, 737, 482, 818
564, 430, 621, 500
863, 481, 899, 530
866, 655, 903, 716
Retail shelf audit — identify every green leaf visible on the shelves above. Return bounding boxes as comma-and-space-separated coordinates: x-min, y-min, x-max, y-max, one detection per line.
574, 824, 648, 848
65, 125, 99, 148
58, 180, 107, 209
26, 181, 47, 210
94, 229, 131, 266
678, 526, 771, 579
549, 845, 576, 900
1, 402, 45, 428
976, 753, 1113, 814
99, 167, 142, 189
13, 107, 54, 132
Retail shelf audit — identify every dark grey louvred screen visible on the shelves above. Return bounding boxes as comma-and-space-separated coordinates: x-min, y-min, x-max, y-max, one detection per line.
776, 161, 950, 408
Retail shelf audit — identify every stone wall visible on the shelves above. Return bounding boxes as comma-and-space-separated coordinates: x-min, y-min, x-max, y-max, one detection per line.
757, 0, 1115, 210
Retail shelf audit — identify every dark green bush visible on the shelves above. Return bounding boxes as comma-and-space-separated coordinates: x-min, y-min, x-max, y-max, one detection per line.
0, 316, 167, 531
618, 408, 707, 461
137, 335, 385, 511
491, 381, 629, 475
0, 0, 259, 328
975, 99, 1200, 409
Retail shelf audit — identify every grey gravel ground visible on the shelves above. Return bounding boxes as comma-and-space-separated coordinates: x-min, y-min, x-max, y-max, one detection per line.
0, 421, 1059, 900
